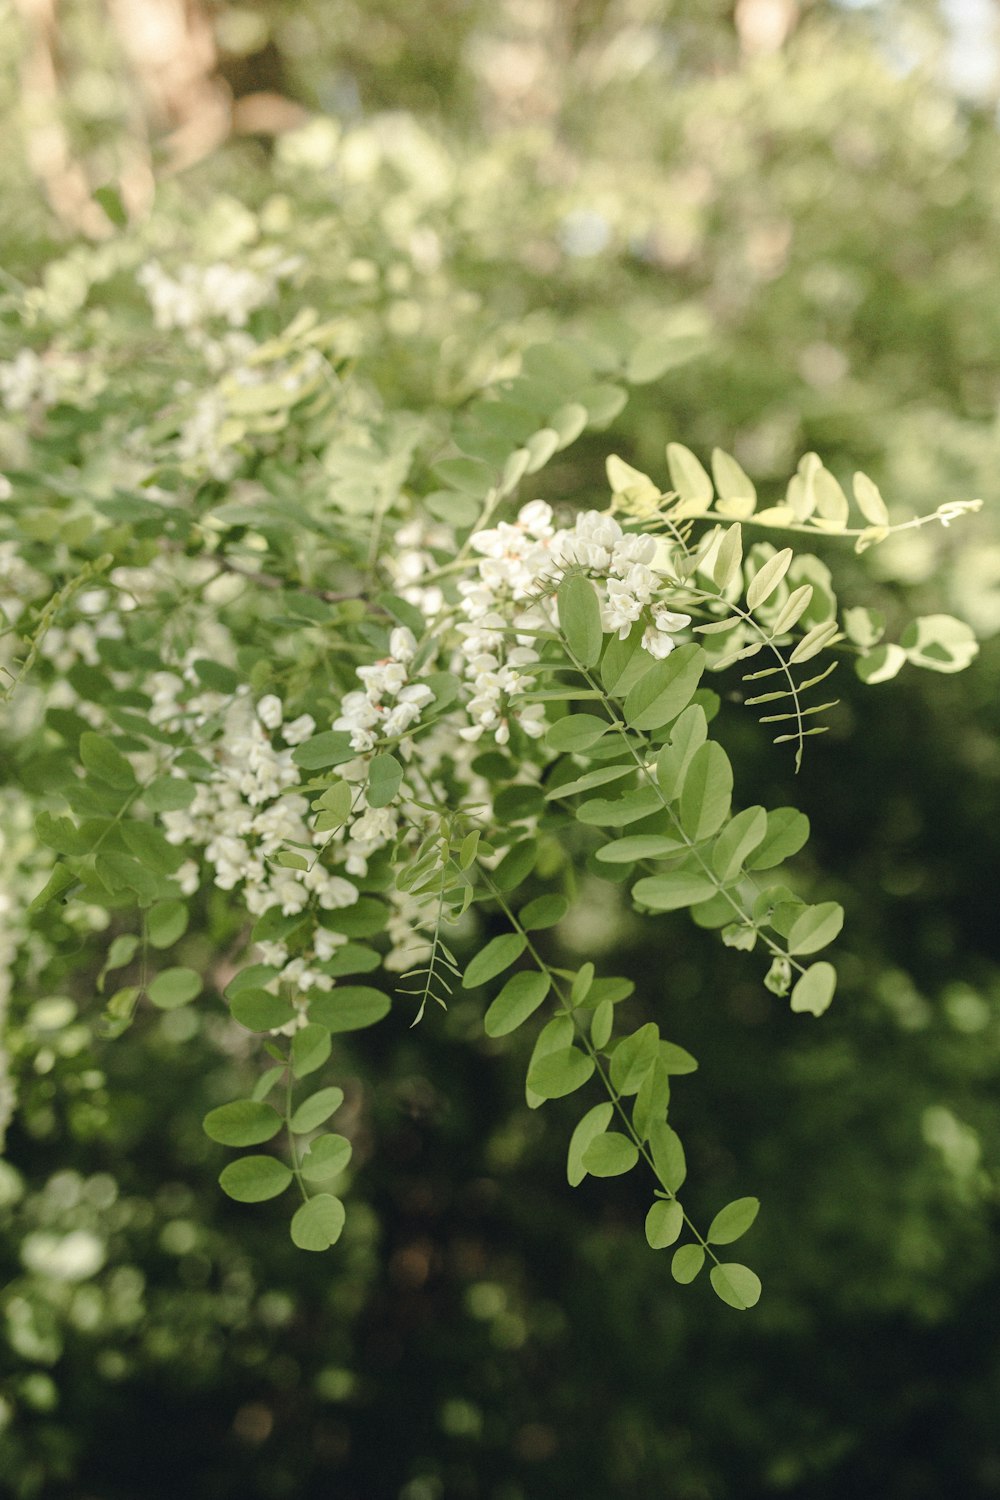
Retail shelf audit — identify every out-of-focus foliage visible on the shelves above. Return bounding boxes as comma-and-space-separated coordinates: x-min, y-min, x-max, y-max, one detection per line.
1, 2, 999, 1498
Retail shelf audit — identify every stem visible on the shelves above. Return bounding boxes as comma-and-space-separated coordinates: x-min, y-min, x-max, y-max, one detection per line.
480, 871, 721, 1269
284, 1066, 308, 1204
550, 638, 809, 982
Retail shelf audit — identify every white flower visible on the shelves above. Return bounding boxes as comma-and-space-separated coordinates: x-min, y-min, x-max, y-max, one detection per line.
314, 927, 348, 961
282, 713, 316, 745
642, 625, 677, 659
257, 694, 283, 730
517, 499, 555, 538
613, 533, 657, 567
653, 607, 692, 633
389, 626, 418, 661
357, 660, 408, 697
350, 806, 396, 844
175, 859, 200, 896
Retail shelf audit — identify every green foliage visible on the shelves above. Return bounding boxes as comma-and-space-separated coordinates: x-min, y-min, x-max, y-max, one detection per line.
0, 13, 996, 1492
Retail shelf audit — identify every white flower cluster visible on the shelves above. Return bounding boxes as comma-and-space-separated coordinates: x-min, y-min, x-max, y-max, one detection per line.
0, 349, 64, 412
37, 589, 125, 673
453, 500, 691, 743
557, 509, 692, 658
175, 390, 240, 480
385, 517, 451, 619
457, 499, 555, 745
138, 261, 275, 332
333, 626, 434, 753
161, 695, 354, 921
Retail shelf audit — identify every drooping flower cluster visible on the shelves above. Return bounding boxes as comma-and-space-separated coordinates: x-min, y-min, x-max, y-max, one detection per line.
333, 626, 434, 753
138, 260, 277, 334
557, 510, 692, 658
161, 695, 354, 920
450, 499, 691, 744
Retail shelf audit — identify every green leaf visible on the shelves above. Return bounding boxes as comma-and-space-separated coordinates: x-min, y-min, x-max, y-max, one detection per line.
301, 1132, 352, 1182
79, 732, 136, 789
790, 961, 837, 1017
570, 963, 595, 1006
459, 830, 480, 869
713, 523, 744, 590
519, 894, 569, 930
856, 643, 907, 684
367, 753, 403, 808
291, 1022, 332, 1079
545, 764, 634, 800
645, 1199, 684, 1249
632, 1057, 671, 1140
607, 453, 658, 498
666, 443, 713, 505
567, 1103, 614, 1186
96, 851, 172, 906
711, 805, 767, 882
707, 1196, 760, 1245
747, 808, 810, 870
36, 812, 91, 857
290, 1087, 345, 1134
146, 900, 188, 949
463, 933, 527, 988
526, 1046, 595, 1101
710, 1262, 762, 1310
275, 851, 309, 871
492, 839, 537, 893
853, 472, 889, 526
93, 182, 128, 226
290, 1193, 345, 1251
788, 620, 840, 665
711, 448, 756, 510
595, 835, 685, 864
102, 933, 139, 977
679, 741, 733, 841
650, 1119, 687, 1192
581, 1132, 639, 1177
309, 986, 391, 1032
147, 967, 202, 1009
609, 1023, 660, 1095
323, 944, 381, 977
29, 864, 77, 911
100, 985, 140, 1039
251, 1065, 286, 1103
660, 1041, 699, 1075
842, 607, 885, 649
142, 777, 196, 813
558, 574, 604, 667
121, 821, 185, 874
546, 713, 611, 752
671, 1244, 705, 1284
622, 645, 704, 731
655, 704, 708, 800
901, 614, 978, 674
771, 583, 814, 635
632, 871, 716, 912
590, 999, 614, 1049
219, 1155, 293, 1203
291, 731, 354, 770
576, 787, 663, 826
203, 1100, 282, 1147
746, 548, 792, 611
484, 971, 551, 1038
600, 622, 645, 696
230, 989, 296, 1032
787, 901, 844, 955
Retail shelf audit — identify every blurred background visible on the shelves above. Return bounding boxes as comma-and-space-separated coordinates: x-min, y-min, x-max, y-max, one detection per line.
1, 1, 1000, 1496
